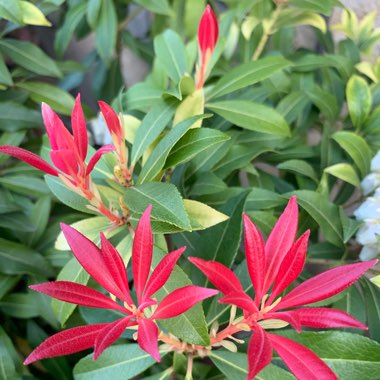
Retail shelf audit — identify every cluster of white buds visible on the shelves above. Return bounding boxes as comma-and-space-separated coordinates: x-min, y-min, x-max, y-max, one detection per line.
354, 152, 380, 260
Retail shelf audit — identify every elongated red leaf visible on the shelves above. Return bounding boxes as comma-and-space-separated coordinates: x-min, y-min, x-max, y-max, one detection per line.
98, 101, 123, 140
268, 333, 337, 380
247, 326, 272, 380
143, 247, 185, 301
270, 230, 309, 301
243, 213, 265, 303
218, 291, 258, 313
24, 323, 107, 365
138, 318, 160, 361
72, 94, 88, 160
152, 285, 218, 320
263, 196, 298, 293
50, 149, 78, 177
30, 281, 127, 313
274, 260, 377, 311
94, 317, 132, 359
0, 146, 58, 176
86, 144, 115, 175
264, 311, 301, 332
132, 205, 153, 303
188, 257, 243, 295
100, 233, 133, 305
289, 307, 367, 330
60, 224, 129, 302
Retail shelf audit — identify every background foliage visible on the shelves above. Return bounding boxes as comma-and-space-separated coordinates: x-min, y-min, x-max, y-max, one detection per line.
1, 0, 380, 379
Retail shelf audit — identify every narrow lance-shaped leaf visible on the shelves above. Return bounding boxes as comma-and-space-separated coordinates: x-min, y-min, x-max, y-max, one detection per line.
30, 281, 127, 313
268, 333, 337, 380
86, 144, 115, 175
219, 291, 258, 314
132, 205, 153, 303
274, 260, 377, 311
24, 324, 108, 365
152, 285, 218, 320
72, 94, 88, 160
138, 318, 160, 362
248, 327, 273, 380
243, 214, 265, 303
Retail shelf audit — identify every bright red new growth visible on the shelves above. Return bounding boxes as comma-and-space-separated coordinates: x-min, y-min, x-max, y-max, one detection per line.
25, 206, 216, 365
190, 196, 377, 380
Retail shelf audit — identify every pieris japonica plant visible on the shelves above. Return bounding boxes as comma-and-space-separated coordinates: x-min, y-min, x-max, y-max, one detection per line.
1, 2, 380, 380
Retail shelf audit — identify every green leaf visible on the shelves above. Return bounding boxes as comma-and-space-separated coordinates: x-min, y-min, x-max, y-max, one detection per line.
210, 351, 294, 380
124, 182, 191, 232
275, 331, 380, 380
55, 3, 87, 56
0, 131, 25, 164
152, 248, 210, 345
0, 326, 21, 380
361, 277, 380, 342
0, 39, 61, 77
86, 0, 102, 28
95, 0, 117, 65
131, 100, 176, 165
165, 128, 230, 168
0, 0, 22, 24
0, 275, 19, 300
0, 293, 40, 318
278, 159, 318, 182
208, 56, 291, 99
346, 75, 372, 128
134, 0, 172, 15
0, 52, 12, 86
332, 131, 372, 177
183, 199, 228, 230
19, 1, 52, 26
275, 9, 326, 33
74, 344, 161, 380
245, 187, 287, 211
306, 87, 339, 120
207, 100, 290, 136
16, 82, 75, 115
0, 212, 36, 232
0, 175, 49, 196
325, 163, 360, 186
0, 238, 52, 276
276, 91, 309, 124
288, 0, 336, 16
137, 115, 207, 183
154, 30, 188, 83
121, 83, 162, 112
0, 102, 41, 131
340, 208, 361, 243
190, 172, 227, 196
286, 190, 343, 246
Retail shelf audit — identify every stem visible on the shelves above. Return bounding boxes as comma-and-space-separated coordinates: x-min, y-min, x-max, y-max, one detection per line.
185, 353, 194, 380
252, 5, 283, 61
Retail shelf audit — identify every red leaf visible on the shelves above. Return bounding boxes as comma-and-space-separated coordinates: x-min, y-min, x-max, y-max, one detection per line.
143, 247, 185, 301
188, 257, 243, 295
218, 291, 258, 314
268, 333, 337, 380
289, 307, 367, 330
23, 323, 107, 365
30, 281, 127, 313
61, 224, 129, 302
100, 233, 133, 305
50, 149, 78, 177
275, 260, 377, 311
138, 318, 160, 361
198, 5, 219, 53
71, 94, 88, 160
270, 230, 309, 301
247, 326, 272, 380
243, 214, 265, 303
264, 311, 301, 332
93, 317, 132, 359
152, 285, 218, 320
263, 196, 298, 293
0, 146, 58, 176
132, 205, 153, 303
86, 144, 115, 175
98, 101, 123, 140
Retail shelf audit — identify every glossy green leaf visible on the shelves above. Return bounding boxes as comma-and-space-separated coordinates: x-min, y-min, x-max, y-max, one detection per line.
278, 159, 318, 182
154, 30, 188, 83
190, 172, 227, 196
346, 75, 372, 128
0, 326, 21, 380
165, 128, 230, 168
137, 115, 207, 183
276, 91, 309, 124
288, 0, 336, 15
121, 83, 162, 112
245, 188, 287, 211
0, 52, 12, 86
74, 344, 160, 380
275, 9, 326, 32
0, 0, 22, 24
0, 102, 41, 131
208, 56, 291, 99
86, 0, 102, 28
131, 100, 176, 164
0, 175, 49, 196
0, 275, 19, 300
134, 0, 172, 15
307, 87, 339, 120
325, 163, 360, 186
332, 131, 372, 176
125, 182, 191, 232
361, 278, 380, 343
0, 39, 61, 77
207, 100, 290, 136
16, 82, 75, 115
0, 293, 40, 318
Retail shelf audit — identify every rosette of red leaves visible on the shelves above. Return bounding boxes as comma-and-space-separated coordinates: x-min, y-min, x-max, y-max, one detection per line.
24, 206, 217, 365
190, 196, 377, 380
